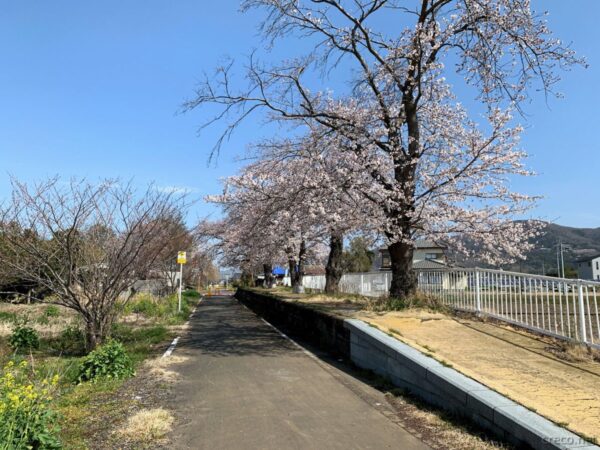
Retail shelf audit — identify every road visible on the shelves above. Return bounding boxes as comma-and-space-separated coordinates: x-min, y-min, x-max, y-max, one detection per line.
168, 295, 429, 450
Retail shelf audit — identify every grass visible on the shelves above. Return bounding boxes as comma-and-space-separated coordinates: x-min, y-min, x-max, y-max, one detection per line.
144, 354, 188, 383
57, 378, 126, 448
0, 289, 201, 449
117, 408, 174, 443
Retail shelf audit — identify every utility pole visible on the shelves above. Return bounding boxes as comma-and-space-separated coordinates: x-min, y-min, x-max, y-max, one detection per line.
556, 243, 561, 278
560, 241, 566, 279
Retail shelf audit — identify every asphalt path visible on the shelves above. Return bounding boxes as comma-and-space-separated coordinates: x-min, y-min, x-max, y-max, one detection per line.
168, 295, 429, 450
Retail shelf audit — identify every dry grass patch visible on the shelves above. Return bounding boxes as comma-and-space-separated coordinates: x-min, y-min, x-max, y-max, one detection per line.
117, 408, 174, 442
144, 355, 188, 383
546, 341, 600, 363
386, 392, 511, 449
0, 302, 78, 338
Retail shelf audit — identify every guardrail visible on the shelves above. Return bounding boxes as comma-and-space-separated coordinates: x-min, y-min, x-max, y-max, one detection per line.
302, 268, 600, 348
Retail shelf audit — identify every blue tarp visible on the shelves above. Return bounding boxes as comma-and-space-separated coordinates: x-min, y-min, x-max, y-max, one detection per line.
272, 266, 286, 276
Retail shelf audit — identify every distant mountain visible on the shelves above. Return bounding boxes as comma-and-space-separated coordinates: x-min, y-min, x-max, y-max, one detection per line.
454, 222, 600, 275
514, 222, 600, 275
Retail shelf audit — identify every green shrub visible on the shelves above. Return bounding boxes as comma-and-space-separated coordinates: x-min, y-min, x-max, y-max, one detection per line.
125, 291, 197, 324
386, 297, 409, 311
0, 312, 17, 323
9, 326, 40, 352
36, 315, 50, 326
129, 297, 160, 317
52, 326, 86, 356
0, 360, 61, 449
182, 290, 200, 299
77, 340, 134, 383
44, 305, 61, 318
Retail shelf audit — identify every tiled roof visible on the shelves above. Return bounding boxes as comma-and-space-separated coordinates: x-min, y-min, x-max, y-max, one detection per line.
414, 239, 446, 249
378, 239, 447, 252
412, 259, 450, 269
575, 254, 600, 263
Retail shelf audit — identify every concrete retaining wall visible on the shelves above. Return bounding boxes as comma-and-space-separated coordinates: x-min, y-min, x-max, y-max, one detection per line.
235, 289, 350, 358
237, 289, 598, 450
346, 319, 597, 450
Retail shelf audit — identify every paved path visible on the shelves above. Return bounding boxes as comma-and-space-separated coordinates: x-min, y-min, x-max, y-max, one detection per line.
168, 295, 429, 450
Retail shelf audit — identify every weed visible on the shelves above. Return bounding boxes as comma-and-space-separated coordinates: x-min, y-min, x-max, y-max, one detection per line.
44, 305, 61, 318
77, 340, 134, 383
421, 344, 435, 353
52, 326, 86, 356
9, 326, 40, 352
0, 312, 17, 323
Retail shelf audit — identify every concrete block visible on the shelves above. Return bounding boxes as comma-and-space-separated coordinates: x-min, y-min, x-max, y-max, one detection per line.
468, 412, 497, 435
387, 356, 423, 387
425, 366, 488, 405
350, 342, 387, 374
466, 388, 517, 422
393, 351, 439, 378
346, 319, 443, 376
493, 404, 594, 450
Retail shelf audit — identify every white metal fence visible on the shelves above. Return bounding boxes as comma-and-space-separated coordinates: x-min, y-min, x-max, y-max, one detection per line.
303, 271, 392, 297
302, 268, 600, 348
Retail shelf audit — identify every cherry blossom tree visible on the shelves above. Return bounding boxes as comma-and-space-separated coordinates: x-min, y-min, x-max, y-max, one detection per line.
187, 0, 582, 299
204, 155, 324, 293
206, 131, 380, 293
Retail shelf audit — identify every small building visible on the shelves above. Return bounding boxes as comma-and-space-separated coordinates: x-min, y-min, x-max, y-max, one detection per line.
375, 240, 448, 271
576, 255, 600, 281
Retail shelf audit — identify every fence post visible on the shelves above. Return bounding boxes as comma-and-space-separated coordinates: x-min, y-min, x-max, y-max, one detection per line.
360, 273, 364, 296
475, 269, 482, 315
577, 281, 587, 344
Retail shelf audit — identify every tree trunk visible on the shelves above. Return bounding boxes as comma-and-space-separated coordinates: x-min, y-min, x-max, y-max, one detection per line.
85, 319, 105, 352
241, 270, 254, 287
263, 263, 274, 288
386, 94, 419, 300
289, 240, 306, 294
288, 258, 299, 289
325, 232, 344, 294
388, 240, 417, 300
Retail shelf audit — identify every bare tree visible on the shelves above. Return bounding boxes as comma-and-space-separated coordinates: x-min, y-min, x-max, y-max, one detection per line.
186, 251, 221, 288
149, 214, 195, 294
0, 177, 188, 351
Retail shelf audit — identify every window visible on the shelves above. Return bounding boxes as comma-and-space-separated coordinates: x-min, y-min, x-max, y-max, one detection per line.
381, 254, 390, 268
425, 253, 440, 260
596, 261, 599, 270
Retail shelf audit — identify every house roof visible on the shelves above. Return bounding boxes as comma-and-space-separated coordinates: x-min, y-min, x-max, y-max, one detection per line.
379, 239, 447, 252
414, 239, 446, 249
575, 254, 600, 263
413, 259, 451, 270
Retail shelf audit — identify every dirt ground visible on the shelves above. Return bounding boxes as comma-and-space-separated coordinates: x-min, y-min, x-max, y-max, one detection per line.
355, 309, 600, 443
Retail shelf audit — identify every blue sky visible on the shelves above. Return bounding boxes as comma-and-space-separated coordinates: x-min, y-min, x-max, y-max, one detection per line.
0, 1, 599, 227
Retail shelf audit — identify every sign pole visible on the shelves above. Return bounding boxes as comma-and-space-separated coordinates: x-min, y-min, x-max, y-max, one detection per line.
178, 262, 183, 313
176, 251, 187, 313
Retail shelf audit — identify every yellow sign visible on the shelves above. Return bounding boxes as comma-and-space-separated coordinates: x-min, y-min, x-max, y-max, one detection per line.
177, 251, 187, 265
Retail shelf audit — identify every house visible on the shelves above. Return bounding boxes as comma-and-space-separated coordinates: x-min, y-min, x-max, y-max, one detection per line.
576, 255, 600, 281
374, 240, 449, 271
